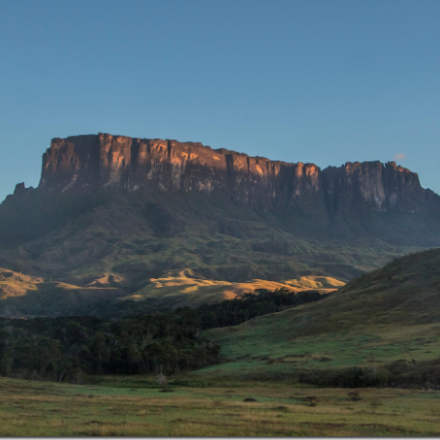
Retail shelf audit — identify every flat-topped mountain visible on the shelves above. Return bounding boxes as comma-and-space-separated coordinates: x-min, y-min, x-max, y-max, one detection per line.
40, 133, 430, 217
0, 132, 439, 316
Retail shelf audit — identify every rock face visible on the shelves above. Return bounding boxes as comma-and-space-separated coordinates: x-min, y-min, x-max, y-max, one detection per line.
39, 133, 432, 215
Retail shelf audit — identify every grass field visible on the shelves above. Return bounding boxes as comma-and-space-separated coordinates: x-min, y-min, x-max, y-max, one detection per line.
0, 377, 440, 436
194, 322, 440, 383
192, 249, 440, 382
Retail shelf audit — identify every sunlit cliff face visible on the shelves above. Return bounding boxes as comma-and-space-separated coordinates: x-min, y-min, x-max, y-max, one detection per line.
39, 133, 425, 213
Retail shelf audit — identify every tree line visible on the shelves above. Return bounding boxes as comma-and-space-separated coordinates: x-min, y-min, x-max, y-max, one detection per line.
0, 288, 327, 382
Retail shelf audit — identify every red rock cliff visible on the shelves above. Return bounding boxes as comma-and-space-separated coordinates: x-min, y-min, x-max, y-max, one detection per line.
39, 133, 430, 214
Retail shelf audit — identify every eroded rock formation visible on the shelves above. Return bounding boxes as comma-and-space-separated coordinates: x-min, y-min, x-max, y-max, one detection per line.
39, 133, 430, 214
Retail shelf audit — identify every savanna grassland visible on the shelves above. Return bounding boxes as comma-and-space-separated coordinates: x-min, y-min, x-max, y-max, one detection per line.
1, 377, 440, 436
194, 249, 440, 386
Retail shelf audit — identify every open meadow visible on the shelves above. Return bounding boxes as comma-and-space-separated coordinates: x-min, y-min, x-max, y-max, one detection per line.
0, 376, 440, 436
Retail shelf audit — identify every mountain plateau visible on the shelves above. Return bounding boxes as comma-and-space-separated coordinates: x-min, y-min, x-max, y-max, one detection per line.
0, 133, 439, 315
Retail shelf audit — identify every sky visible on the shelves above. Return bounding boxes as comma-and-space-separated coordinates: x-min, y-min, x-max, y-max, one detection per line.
1, 0, 440, 201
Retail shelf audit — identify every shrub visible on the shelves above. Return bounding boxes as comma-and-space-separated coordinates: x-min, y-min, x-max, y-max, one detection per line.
156, 373, 167, 387
303, 396, 318, 407
369, 398, 383, 408
348, 390, 361, 401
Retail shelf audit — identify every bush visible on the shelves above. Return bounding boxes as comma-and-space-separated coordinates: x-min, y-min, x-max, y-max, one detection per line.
156, 373, 167, 387
303, 396, 318, 407
348, 390, 361, 401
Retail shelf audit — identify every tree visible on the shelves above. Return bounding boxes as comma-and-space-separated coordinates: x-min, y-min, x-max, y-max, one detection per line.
90, 332, 108, 373
156, 371, 167, 388
0, 347, 14, 377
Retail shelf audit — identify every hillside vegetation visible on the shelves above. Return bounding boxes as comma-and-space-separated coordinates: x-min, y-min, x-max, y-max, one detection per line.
0, 267, 126, 317
0, 187, 424, 315
3, 248, 440, 389
196, 248, 440, 387
0, 189, 424, 284
117, 271, 343, 307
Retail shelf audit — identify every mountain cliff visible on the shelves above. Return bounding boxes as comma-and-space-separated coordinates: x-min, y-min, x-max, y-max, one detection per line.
39, 133, 429, 217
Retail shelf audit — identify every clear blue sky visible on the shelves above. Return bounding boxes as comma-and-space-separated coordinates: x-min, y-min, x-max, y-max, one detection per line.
1, 0, 440, 201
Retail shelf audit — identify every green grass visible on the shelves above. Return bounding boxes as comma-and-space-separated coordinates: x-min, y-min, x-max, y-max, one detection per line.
0, 377, 440, 436
194, 323, 440, 383
190, 249, 440, 382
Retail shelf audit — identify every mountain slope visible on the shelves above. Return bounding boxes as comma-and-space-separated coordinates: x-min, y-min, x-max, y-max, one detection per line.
0, 188, 422, 285
194, 248, 440, 382
32, 133, 440, 249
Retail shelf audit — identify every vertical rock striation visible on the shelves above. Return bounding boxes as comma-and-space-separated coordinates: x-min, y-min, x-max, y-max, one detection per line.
39, 133, 432, 217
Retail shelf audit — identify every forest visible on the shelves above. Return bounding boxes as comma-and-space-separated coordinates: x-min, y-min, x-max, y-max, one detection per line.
0, 289, 326, 381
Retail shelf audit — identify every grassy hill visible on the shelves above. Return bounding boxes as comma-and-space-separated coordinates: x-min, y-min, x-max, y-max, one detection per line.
118, 270, 344, 308
0, 264, 343, 317
0, 267, 125, 317
2, 247, 440, 390
193, 248, 440, 385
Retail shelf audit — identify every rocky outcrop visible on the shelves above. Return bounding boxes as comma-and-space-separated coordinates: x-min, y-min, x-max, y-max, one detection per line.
38, 133, 431, 215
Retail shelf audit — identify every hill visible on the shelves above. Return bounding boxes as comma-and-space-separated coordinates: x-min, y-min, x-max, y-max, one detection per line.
194, 248, 440, 386
0, 263, 343, 317
0, 267, 125, 317
117, 271, 343, 306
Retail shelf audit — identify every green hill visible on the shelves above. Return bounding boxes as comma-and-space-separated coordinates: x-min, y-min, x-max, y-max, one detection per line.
193, 248, 440, 386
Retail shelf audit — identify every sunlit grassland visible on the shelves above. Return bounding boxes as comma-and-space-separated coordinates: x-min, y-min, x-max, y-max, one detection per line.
0, 377, 440, 436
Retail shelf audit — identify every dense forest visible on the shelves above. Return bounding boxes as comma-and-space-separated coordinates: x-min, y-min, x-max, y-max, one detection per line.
0, 289, 327, 382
